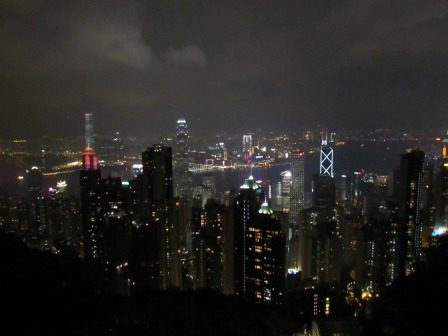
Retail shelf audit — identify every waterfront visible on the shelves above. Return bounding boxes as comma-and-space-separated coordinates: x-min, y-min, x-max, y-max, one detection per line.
192, 138, 439, 193
10, 138, 438, 198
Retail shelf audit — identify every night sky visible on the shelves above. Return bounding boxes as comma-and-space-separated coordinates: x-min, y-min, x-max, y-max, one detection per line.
1, 0, 448, 138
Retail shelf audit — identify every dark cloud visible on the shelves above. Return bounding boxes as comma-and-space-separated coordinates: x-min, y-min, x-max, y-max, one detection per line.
0, 0, 447, 139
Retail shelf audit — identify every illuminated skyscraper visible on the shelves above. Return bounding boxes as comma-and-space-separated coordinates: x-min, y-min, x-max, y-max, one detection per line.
233, 176, 285, 304
174, 118, 192, 199
280, 171, 291, 213
289, 149, 305, 227
233, 175, 263, 299
287, 149, 305, 271
242, 134, 252, 163
320, 133, 333, 177
191, 199, 225, 292
398, 149, 425, 276
85, 113, 94, 149
26, 166, 49, 250
434, 163, 448, 235
80, 148, 103, 261
299, 205, 345, 282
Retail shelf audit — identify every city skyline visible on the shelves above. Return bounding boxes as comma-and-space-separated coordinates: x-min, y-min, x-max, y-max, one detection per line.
1, 1, 448, 139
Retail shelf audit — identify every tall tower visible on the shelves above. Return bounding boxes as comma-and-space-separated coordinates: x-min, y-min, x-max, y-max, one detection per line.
233, 175, 264, 300
175, 118, 192, 199
320, 132, 334, 177
434, 163, 448, 235
287, 149, 305, 271
142, 144, 173, 207
289, 149, 305, 227
280, 171, 291, 213
233, 176, 285, 304
85, 113, 94, 149
242, 134, 253, 163
141, 144, 180, 289
80, 147, 103, 261
398, 149, 425, 276
191, 199, 225, 292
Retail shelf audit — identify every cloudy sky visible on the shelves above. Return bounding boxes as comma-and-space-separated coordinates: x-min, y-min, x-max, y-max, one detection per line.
1, 0, 447, 138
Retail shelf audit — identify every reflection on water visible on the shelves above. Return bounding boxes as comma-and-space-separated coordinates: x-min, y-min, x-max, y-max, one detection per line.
41, 139, 438, 197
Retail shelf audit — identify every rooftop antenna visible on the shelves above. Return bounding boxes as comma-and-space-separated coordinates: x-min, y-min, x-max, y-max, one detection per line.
321, 130, 328, 146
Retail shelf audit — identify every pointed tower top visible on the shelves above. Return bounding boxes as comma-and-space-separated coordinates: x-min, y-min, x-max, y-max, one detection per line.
259, 197, 273, 215
321, 132, 328, 146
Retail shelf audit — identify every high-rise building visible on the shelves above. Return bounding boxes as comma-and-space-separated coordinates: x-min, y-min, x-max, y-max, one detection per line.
289, 149, 305, 227
299, 205, 345, 283
312, 173, 336, 208
85, 113, 94, 149
129, 216, 161, 292
233, 175, 286, 304
398, 149, 425, 276
242, 134, 253, 163
25, 166, 50, 251
320, 133, 334, 177
142, 144, 173, 207
102, 176, 130, 295
280, 171, 291, 214
434, 164, 448, 235
174, 118, 192, 199
287, 149, 305, 271
191, 199, 225, 292
233, 175, 264, 299
80, 147, 103, 261
141, 144, 180, 289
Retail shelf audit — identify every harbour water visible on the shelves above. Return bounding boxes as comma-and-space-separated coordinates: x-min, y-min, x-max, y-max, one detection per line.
192, 138, 438, 193
39, 139, 438, 197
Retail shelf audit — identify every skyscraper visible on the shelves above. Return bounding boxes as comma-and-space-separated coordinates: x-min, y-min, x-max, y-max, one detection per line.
233, 175, 264, 300
280, 171, 291, 213
398, 149, 425, 276
142, 144, 173, 207
80, 112, 100, 260
242, 134, 253, 163
312, 174, 336, 208
289, 149, 305, 227
80, 147, 103, 261
191, 199, 225, 292
434, 164, 448, 235
174, 118, 192, 199
233, 175, 286, 304
320, 132, 334, 177
287, 149, 305, 271
85, 113, 94, 149
141, 144, 180, 289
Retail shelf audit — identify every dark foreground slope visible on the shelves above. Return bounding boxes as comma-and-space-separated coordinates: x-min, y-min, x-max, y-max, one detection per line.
0, 232, 294, 336
3, 229, 446, 336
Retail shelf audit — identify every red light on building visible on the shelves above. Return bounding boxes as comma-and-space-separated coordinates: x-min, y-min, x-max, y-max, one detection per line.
82, 148, 98, 170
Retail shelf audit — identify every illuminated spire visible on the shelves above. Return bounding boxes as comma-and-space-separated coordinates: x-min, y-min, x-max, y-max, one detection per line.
259, 196, 273, 215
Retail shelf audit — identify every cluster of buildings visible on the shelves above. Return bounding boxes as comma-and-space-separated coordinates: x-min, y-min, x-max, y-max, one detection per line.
79, 116, 287, 305
0, 113, 447, 324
